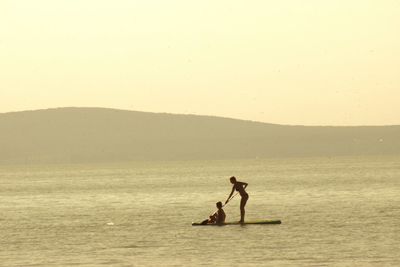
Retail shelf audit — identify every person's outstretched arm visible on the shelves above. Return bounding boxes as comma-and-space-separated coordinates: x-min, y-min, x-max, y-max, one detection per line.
225, 186, 235, 204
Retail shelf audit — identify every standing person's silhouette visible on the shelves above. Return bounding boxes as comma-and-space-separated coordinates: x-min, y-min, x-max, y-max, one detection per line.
225, 176, 248, 223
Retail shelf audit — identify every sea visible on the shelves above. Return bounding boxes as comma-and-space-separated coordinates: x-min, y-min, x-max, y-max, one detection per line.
1, 156, 399, 267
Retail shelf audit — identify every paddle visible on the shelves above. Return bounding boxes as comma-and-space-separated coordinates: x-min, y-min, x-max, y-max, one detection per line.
200, 192, 239, 225
224, 192, 239, 208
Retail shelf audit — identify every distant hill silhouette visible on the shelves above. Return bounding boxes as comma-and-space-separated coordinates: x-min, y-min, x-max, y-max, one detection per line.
0, 107, 399, 164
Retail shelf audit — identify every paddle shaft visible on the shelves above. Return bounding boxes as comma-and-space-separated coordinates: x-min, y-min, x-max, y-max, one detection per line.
224, 192, 239, 208
210, 192, 239, 215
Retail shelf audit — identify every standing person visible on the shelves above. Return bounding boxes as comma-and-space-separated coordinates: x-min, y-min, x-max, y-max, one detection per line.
225, 176, 248, 223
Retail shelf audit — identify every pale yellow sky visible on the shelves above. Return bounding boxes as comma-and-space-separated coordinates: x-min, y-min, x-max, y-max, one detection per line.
1, 0, 399, 125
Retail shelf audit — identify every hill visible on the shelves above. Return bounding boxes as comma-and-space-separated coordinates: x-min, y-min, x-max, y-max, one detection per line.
0, 107, 399, 164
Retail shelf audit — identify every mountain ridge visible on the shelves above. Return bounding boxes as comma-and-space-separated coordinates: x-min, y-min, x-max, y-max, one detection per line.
1, 107, 399, 127
1, 107, 399, 164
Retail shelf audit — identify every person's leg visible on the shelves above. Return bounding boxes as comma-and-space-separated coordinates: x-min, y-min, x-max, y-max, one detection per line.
240, 195, 248, 222
201, 219, 209, 225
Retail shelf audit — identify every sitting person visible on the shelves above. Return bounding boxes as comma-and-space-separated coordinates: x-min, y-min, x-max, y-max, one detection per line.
201, 201, 226, 225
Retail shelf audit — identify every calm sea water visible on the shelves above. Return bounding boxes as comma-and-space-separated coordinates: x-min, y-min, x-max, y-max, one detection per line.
1, 157, 399, 267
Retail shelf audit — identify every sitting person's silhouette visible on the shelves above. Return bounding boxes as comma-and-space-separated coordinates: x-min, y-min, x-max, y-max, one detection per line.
201, 201, 226, 225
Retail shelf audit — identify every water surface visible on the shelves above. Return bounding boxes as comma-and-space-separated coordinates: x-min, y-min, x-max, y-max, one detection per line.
1, 157, 399, 266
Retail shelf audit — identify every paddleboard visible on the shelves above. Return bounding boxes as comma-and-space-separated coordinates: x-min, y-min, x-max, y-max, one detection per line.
192, 219, 281, 226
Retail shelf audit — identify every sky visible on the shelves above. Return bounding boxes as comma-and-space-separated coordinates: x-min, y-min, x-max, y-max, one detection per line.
1, 0, 399, 126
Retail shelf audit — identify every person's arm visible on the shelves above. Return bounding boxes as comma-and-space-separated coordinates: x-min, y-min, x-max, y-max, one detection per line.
237, 181, 248, 190
210, 213, 217, 220
242, 182, 248, 190
225, 186, 235, 204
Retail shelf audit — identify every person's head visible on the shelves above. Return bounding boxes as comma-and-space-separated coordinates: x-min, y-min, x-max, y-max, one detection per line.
216, 201, 223, 209
230, 176, 237, 184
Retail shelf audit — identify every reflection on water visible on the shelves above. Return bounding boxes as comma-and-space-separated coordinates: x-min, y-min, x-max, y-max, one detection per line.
1, 157, 399, 266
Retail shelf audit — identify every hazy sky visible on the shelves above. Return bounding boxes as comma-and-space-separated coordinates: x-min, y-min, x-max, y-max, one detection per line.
1, 1, 399, 125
